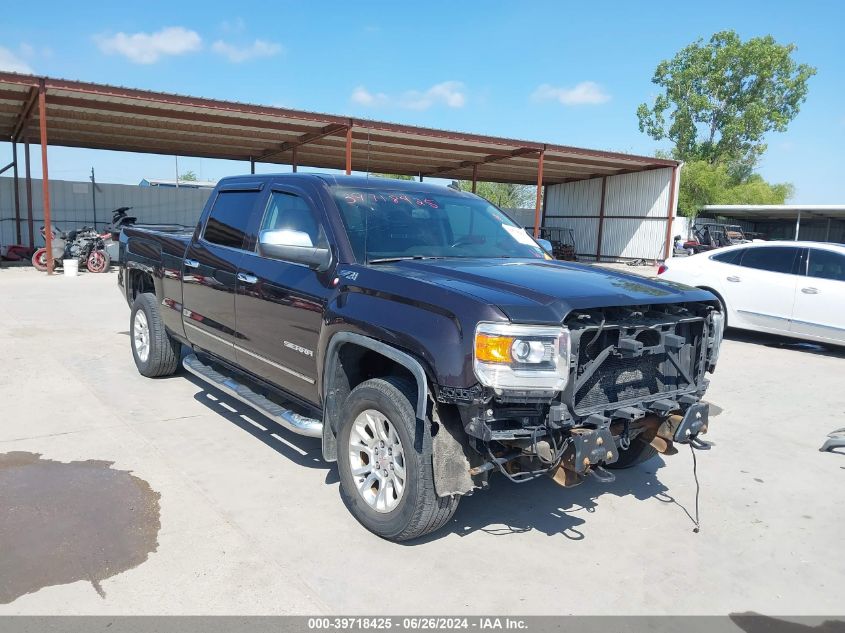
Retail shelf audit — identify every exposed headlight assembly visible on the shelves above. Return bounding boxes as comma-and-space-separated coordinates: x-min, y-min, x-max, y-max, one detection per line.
473, 322, 571, 392
708, 310, 725, 371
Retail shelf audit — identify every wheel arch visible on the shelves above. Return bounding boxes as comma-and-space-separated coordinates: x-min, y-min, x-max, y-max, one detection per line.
321, 332, 430, 462
697, 285, 728, 327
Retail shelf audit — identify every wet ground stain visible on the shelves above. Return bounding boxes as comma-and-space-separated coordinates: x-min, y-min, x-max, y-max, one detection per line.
0, 451, 160, 603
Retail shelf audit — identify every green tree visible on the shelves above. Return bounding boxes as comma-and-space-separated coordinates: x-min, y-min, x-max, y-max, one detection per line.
677, 160, 793, 216
180, 170, 198, 182
458, 181, 534, 209
637, 30, 815, 170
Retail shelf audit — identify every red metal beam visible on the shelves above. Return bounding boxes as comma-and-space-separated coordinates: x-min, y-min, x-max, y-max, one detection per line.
12, 141, 21, 244
425, 147, 538, 177
38, 81, 54, 274
11, 86, 38, 142
663, 165, 680, 261
595, 177, 608, 261
345, 126, 353, 175
24, 140, 33, 248
533, 149, 545, 238
257, 122, 348, 162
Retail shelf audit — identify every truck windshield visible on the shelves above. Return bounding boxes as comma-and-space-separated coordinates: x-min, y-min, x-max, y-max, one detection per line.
330, 187, 545, 263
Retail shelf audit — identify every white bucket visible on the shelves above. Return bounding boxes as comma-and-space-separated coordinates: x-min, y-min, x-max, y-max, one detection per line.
63, 259, 79, 277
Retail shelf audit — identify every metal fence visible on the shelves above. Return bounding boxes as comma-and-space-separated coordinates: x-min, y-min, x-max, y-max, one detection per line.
0, 177, 211, 247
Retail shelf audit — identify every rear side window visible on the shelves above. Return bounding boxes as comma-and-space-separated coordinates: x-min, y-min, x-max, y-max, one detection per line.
710, 248, 744, 265
808, 249, 845, 282
203, 191, 259, 249
739, 246, 798, 275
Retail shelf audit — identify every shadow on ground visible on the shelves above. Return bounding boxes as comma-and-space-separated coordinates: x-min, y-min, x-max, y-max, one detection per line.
186, 372, 701, 544
725, 329, 845, 358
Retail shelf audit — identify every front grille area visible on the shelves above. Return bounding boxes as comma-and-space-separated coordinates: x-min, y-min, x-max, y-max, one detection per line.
574, 351, 686, 413
566, 305, 707, 416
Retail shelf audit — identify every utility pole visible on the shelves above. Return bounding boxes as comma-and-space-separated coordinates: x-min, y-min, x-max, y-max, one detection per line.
90, 167, 98, 229
175, 156, 180, 189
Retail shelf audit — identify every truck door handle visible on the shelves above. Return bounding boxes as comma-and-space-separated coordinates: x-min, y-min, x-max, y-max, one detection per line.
237, 273, 258, 284
801, 287, 819, 294
184, 259, 200, 269
726, 276, 741, 282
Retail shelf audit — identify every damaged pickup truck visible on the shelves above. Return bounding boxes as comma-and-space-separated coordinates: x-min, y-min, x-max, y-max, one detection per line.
119, 174, 723, 541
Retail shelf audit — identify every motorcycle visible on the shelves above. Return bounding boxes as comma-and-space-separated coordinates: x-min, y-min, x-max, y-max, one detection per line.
31, 225, 111, 273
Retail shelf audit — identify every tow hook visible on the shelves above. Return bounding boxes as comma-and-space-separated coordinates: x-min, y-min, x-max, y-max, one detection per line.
663, 402, 710, 446
550, 427, 618, 488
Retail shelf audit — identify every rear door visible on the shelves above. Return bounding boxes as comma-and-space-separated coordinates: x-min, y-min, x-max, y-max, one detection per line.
723, 245, 801, 334
791, 247, 845, 343
234, 185, 333, 405
181, 183, 263, 361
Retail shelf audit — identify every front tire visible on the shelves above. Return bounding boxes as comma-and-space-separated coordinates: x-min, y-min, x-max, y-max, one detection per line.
607, 439, 657, 469
337, 377, 459, 541
86, 249, 110, 273
130, 292, 180, 377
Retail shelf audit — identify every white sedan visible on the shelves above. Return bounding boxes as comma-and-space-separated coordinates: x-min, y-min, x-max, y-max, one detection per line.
658, 241, 845, 345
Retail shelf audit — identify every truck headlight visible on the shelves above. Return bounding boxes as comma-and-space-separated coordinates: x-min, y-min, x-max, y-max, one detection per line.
708, 310, 724, 370
473, 322, 571, 392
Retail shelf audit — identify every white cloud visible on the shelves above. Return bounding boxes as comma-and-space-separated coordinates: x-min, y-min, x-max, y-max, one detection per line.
351, 86, 388, 106
531, 81, 611, 106
97, 27, 202, 64
351, 81, 467, 110
211, 39, 283, 63
220, 17, 247, 34
0, 46, 33, 73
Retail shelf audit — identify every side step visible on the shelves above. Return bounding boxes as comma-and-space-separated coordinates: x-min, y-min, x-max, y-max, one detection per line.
183, 354, 323, 438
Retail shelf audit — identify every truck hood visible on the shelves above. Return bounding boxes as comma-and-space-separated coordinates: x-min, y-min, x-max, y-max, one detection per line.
378, 258, 714, 323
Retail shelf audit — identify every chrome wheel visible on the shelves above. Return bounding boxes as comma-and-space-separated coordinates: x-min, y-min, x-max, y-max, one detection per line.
133, 310, 150, 363
347, 409, 406, 513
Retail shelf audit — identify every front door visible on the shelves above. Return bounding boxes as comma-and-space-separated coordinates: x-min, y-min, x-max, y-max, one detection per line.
791, 247, 845, 343
181, 185, 263, 361
234, 186, 332, 405
722, 245, 800, 334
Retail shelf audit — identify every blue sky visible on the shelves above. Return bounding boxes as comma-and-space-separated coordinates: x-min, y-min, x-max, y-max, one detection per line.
1, 0, 843, 201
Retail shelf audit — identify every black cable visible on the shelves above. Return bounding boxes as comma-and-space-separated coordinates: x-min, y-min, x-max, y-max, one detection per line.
690, 443, 701, 533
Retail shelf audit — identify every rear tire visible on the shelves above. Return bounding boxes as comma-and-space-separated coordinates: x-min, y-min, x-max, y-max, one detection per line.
337, 377, 459, 541
607, 439, 657, 469
130, 292, 180, 377
31, 248, 48, 272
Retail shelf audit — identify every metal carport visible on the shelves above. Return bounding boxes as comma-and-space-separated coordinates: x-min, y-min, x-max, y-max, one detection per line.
0, 71, 677, 272
701, 205, 845, 243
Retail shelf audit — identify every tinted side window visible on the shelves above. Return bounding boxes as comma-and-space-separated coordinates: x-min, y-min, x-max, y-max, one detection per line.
260, 191, 326, 248
711, 248, 745, 265
739, 247, 798, 275
808, 249, 845, 282
203, 191, 259, 249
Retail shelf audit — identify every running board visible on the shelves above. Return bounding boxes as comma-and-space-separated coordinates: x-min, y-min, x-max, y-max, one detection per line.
183, 354, 323, 438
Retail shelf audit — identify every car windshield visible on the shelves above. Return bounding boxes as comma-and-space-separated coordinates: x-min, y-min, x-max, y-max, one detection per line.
330, 186, 545, 263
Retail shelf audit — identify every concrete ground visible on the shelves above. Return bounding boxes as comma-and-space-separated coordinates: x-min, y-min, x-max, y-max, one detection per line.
0, 267, 843, 615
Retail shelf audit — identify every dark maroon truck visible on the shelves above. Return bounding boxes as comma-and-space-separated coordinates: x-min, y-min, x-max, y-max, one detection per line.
118, 174, 723, 541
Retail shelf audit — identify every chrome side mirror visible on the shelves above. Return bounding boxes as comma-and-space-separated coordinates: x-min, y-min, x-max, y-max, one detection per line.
258, 229, 332, 272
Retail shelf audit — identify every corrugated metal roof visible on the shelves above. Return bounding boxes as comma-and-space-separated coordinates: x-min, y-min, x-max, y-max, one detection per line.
1, 71, 678, 185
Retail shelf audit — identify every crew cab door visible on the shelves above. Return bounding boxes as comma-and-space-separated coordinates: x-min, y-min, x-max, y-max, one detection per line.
791, 247, 845, 343
181, 184, 263, 361
234, 186, 333, 405
721, 245, 800, 334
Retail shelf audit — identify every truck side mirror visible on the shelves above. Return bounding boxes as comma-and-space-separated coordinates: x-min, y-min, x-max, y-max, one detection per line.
258, 229, 332, 272
536, 238, 553, 253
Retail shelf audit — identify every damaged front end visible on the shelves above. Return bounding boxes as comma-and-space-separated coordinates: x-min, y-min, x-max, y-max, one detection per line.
437, 302, 723, 493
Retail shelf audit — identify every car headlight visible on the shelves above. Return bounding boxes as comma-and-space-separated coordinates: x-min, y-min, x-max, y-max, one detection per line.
708, 310, 724, 370
473, 322, 571, 392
